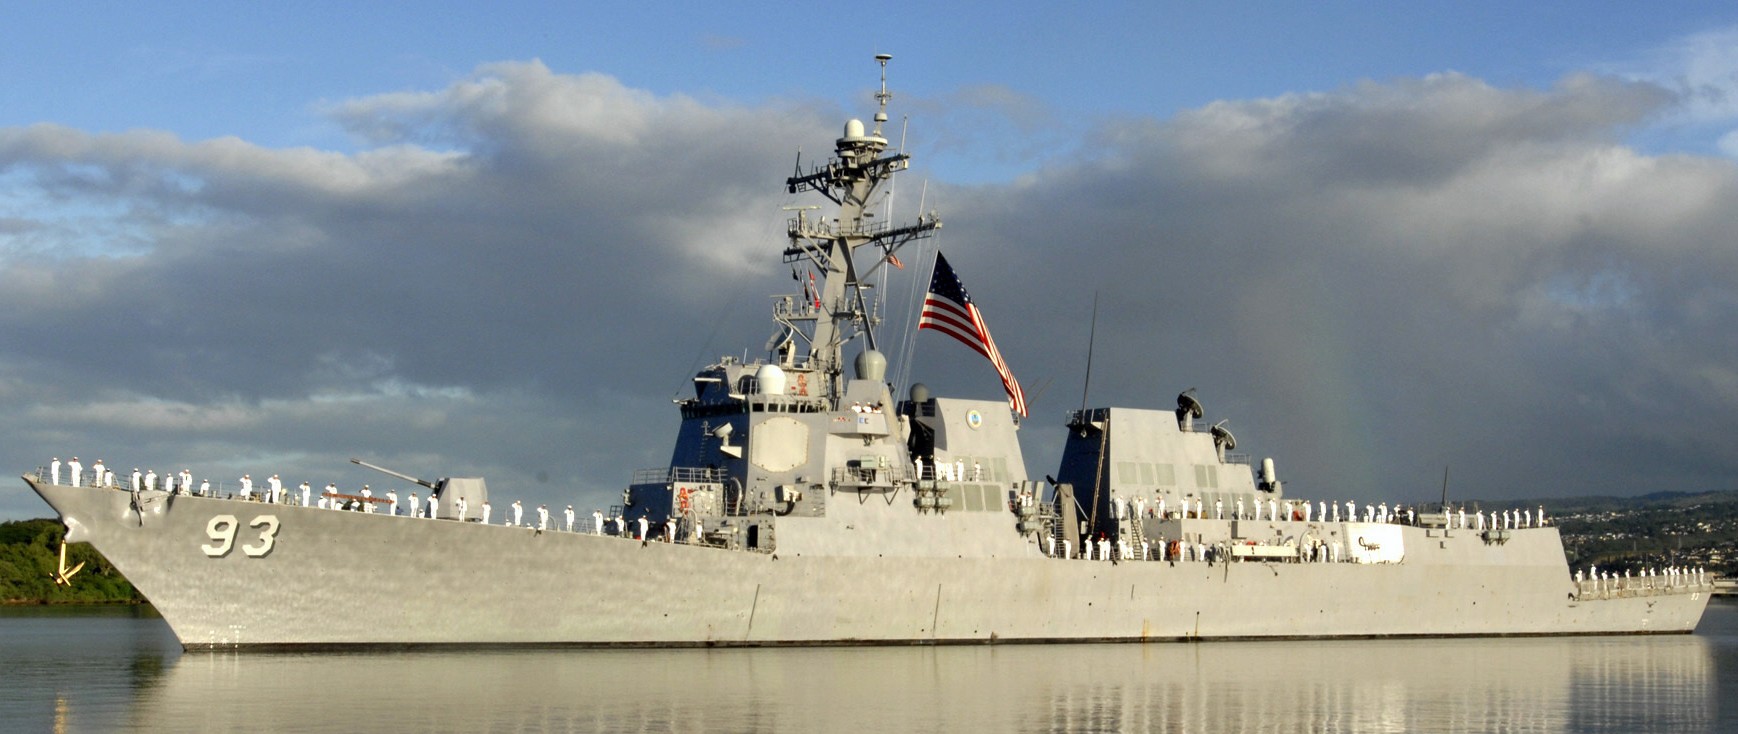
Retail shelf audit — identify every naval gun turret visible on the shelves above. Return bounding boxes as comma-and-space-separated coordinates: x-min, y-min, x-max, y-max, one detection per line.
350, 458, 488, 521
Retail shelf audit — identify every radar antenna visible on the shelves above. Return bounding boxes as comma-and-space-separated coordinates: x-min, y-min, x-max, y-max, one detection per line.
873, 53, 893, 138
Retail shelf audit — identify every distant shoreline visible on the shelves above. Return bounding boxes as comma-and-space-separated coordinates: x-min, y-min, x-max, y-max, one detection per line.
2, 599, 149, 606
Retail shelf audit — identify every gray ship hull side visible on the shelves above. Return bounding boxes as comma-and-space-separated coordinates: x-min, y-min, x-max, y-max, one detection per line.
29, 480, 1709, 649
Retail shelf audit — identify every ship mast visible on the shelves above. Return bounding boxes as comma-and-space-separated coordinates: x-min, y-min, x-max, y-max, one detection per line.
782, 54, 940, 403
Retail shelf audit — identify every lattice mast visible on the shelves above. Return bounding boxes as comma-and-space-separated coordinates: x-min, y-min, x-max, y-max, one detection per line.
781, 54, 940, 404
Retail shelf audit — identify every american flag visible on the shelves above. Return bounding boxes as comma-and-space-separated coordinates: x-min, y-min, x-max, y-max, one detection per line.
919, 253, 1028, 416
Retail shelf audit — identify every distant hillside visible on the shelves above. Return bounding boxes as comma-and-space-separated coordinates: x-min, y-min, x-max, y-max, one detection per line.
0, 519, 143, 604
1460, 490, 1738, 575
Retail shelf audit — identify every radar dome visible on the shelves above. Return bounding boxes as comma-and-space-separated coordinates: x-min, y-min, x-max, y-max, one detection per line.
909, 383, 930, 404
854, 349, 887, 382
756, 364, 787, 396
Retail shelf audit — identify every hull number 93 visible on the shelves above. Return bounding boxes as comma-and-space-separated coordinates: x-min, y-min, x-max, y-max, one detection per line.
202, 514, 281, 558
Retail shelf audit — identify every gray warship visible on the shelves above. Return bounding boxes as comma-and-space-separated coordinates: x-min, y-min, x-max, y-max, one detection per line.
22, 56, 1711, 649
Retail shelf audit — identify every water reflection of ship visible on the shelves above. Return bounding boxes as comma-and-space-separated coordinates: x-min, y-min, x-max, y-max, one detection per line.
131, 635, 1716, 732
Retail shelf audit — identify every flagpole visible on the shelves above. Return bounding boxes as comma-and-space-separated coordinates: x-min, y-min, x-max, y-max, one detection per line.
1080, 291, 1099, 412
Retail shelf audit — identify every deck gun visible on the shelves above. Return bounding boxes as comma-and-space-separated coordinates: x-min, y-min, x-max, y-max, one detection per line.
350, 458, 489, 521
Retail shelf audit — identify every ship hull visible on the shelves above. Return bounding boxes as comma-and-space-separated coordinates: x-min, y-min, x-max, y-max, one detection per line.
28, 479, 1709, 650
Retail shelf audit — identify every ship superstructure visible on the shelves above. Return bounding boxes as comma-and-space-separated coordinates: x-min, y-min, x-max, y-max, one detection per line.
20, 56, 1711, 649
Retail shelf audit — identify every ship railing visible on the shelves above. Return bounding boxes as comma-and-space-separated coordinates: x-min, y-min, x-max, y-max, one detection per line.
632, 467, 723, 485
1065, 408, 1109, 427
831, 465, 914, 488
1571, 577, 1714, 601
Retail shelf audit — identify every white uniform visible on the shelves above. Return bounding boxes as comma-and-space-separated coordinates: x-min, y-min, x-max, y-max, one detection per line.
512, 501, 523, 527
300, 482, 311, 506
565, 506, 575, 532
387, 491, 398, 516
199, 479, 210, 496
593, 510, 604, 534
68, 459, 83, 487
426, 493, 438, 519
481, 502, 492, 525
408, 493, 420, 517
537, 505, 549, 531
51, 458, 61, 486
91, 461, 106, 485
361, 487, 373, 513
145, 471, 158, 493
457, 497, 468, 522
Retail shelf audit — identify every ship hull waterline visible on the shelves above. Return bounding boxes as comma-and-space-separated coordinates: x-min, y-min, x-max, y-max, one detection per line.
28, 479, 1709, 651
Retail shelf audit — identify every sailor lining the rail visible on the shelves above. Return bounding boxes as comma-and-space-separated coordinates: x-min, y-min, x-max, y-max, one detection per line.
481, 501, 492, 524
511, 500, 523, 526
565, 505, 575, 532
427, 492, 438, 519
68, 458, 82, 487
457, 497, 469, 522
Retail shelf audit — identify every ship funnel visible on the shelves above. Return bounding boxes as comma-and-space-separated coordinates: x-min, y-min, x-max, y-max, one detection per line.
756, 364, 787, 395
855, 349, 887, 382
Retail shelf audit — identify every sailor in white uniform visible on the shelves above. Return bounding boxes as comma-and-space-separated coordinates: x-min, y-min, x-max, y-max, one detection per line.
481, 501, 492, 525
91, 459, 106, 485
565, 505, 575, 532
387, 490, 398, 516
426, 492, 438, 519
50, 458, 61, 485
300, 481, 311, 507
457, 497, 468, 522
537, 504, 549, 531
68, 458, 83, 487
408, 492, 420, 518
360, 486, 373, 513
512, 500, 523, 527
199, 479, 210, 496
593, 510, 603, 534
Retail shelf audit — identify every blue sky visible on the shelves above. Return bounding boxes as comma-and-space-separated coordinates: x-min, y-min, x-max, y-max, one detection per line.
5, 3, 1738, 519
11, 3, 1738, 165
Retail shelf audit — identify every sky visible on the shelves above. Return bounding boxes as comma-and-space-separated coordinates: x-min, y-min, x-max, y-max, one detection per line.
5, 2, 1738, 519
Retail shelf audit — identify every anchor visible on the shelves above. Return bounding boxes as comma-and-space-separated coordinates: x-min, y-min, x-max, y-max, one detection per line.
51, 541, 85, 586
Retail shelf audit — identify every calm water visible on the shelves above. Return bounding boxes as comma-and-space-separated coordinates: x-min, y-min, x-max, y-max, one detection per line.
3, 601, 1737, 733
